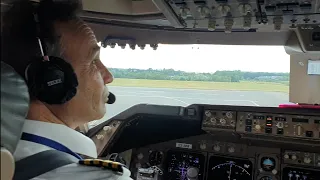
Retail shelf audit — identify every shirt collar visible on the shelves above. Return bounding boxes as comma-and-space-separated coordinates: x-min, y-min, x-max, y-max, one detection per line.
20, 120, 97, 158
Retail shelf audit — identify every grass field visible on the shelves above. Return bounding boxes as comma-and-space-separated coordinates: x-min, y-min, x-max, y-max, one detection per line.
110, 78, 289, 93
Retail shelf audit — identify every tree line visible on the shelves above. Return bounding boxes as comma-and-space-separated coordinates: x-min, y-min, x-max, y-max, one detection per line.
109, 68, 289, 83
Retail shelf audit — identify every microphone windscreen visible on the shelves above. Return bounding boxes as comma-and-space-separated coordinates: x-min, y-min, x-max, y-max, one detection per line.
107, 92, 116, 104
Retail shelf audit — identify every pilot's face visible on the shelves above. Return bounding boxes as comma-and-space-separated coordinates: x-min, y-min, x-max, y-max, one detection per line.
54, 20, 113, 128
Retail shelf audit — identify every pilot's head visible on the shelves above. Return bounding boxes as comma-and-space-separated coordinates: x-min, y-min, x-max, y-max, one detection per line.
1, 0, 113, 129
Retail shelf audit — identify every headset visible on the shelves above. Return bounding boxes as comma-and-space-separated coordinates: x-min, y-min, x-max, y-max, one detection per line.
24, 12, 79, 105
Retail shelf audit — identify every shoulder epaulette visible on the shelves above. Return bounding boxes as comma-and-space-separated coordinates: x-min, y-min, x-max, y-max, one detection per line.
79, 159, 124, 173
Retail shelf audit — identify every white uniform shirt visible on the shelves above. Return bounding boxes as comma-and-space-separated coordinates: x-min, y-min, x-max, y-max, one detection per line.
14, 120, 133, 180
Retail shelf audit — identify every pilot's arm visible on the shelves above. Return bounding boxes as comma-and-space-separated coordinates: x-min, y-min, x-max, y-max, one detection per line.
33, 163, 133, 180
13, 120, 133, 180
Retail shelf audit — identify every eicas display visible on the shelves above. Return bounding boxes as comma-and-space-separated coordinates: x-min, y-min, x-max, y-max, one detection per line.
282, 167, 320, 180
207, 155, 253, 180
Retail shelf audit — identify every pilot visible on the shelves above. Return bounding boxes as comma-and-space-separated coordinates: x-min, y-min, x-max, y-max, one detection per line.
2, 0, 133, 179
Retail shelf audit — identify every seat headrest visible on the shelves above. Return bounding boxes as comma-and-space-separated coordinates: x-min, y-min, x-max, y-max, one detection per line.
1, 61, 30, 153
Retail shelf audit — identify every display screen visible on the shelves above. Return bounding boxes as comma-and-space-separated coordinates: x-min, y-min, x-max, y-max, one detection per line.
282, 167, 320, 180
166, 150, 205, 180
292, 118, 309, 123
207, 155, 253, 180
308, 60, 320, 75
312, 32, 320, 41
254, 115, 265, 120
275, 117, 286, 121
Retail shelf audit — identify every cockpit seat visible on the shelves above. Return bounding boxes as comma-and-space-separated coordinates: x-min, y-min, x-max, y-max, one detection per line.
1, 62, 30, 180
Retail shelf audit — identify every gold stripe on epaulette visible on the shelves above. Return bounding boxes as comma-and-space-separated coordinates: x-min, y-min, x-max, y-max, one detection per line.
79, 159, 124, 173
102, 161, 108, 166
84, 160, 91, 165
93, 160, 100, 165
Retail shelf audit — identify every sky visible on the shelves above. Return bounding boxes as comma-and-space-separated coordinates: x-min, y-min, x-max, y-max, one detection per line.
100, 44, 290, 73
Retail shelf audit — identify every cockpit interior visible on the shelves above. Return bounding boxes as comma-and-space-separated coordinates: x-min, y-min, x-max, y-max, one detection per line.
1, 0, 320, 180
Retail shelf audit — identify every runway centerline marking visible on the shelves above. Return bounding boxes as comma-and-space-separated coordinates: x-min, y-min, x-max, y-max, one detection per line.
224, 100, 259, 106
115, 91, 219, 96
117, 95, 260, 106
117, 95, 190, 106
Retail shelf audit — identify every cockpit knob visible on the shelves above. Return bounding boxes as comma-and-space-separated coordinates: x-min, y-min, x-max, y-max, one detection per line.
129, 44, 136, 50
96, 134, 104, 140
255, 124, 261, 131
110, 43, 116, 48
103, 126, 112, 134
138, 44, 146, 50
276, 122, 284, 128
218, 5, 231, 16
187, 167, 199, 180
284, 154, 289, 159
213, 144, 221, 152
226, 112, 233, 118
291, 155, 297, 160
304, 157, 311, 164
180, 7, 191, 19
119, 44, 126, 49
272, 169, 278, 175
137, 153, 144, 160
220, 118, 226, 125
150, 44, 158, 50
198, 6, 210, 18
210, 118, 216, 124
238, 4, 251, 15
228, 147, 235, 153
205, 111, 212, 117
200, 142, 206, 150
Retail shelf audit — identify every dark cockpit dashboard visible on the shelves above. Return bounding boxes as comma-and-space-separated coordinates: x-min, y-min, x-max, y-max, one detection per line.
86, 104, 320, 180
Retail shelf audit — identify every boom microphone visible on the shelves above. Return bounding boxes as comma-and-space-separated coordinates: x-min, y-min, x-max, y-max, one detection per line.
107, 92, 116, 104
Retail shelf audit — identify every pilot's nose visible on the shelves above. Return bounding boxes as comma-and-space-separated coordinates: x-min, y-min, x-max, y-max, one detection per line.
99, 62, 114, 84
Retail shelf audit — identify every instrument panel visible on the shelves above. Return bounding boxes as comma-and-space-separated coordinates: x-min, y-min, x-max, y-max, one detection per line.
116, 105, 319, 180
129, 132, 320, 180
203, 109, 320, 140
89, 104, 320, 180
129, 134, 320, 180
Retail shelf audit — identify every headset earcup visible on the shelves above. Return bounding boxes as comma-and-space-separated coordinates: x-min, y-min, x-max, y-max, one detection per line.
25, 57, 78, 104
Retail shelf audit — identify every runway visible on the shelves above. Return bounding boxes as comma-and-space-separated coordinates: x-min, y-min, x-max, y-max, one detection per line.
89, 86, 289, 127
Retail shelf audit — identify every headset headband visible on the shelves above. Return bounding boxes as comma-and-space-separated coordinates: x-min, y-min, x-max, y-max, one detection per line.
33, 12, 49, 61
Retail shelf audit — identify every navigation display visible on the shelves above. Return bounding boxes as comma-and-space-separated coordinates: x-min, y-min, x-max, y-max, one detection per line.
207, 155, 253, 180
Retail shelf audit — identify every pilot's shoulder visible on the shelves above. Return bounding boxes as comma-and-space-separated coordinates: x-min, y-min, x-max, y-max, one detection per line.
34, 159, 133, 180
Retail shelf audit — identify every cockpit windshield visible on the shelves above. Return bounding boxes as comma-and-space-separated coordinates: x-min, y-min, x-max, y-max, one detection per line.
88, 44, 291, 128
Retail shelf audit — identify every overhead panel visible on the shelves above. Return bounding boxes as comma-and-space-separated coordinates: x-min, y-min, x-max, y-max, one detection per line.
162, 0, 320, 32
81, 0, 161, 15
80, 0, 320, 46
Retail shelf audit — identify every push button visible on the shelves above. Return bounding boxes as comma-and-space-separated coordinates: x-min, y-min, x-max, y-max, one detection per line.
265, 127, 272, 134
245, 126, 252, 132
277, 128, 284, 135
306, 131, 313, 137
246, 119, 252, 125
